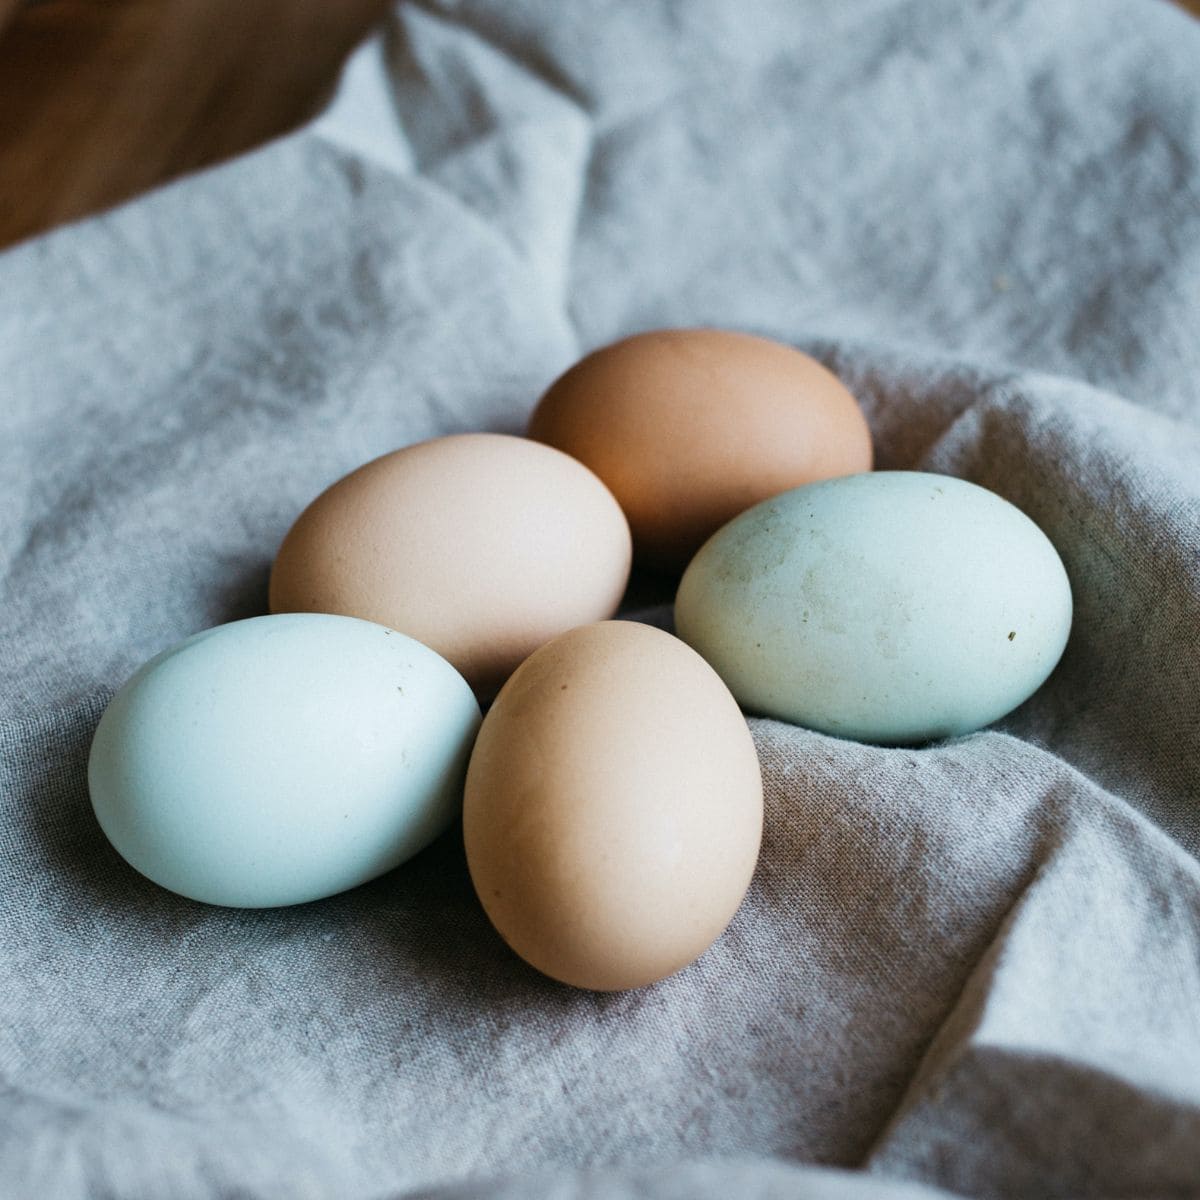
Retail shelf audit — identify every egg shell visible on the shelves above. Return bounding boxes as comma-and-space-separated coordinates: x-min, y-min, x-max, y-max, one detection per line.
527, 328, 873, 569
675, 472, 1073, 745
464, 620, 763, 992
88, 613, 481, 908
269, 433, 632, 698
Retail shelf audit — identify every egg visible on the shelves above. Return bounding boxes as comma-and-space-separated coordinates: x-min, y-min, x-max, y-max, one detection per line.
675, 472, 1073, 745
88, 614, 481, 907
527, 328, 872, 570
464, 620, 763, 991
269, 433, 632, 698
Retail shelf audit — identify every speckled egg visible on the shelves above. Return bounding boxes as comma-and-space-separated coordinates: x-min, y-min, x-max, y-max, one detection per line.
675, 472, 1073, 744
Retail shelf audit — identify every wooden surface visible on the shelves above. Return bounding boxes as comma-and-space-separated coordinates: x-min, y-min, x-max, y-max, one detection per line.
0, 0, 388, 248
0, 0, 1197, 250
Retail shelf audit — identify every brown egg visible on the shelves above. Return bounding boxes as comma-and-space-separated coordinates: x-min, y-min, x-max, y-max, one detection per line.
464, 620, 763, 991
269, 434, 631, 698
528, 328, 873, 569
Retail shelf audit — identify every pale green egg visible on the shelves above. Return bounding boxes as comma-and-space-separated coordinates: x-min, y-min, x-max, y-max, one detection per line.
88, 613, 481, 907
675, 472, 1073, 745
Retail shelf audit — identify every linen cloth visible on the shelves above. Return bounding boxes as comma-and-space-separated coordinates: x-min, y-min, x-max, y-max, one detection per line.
2, 1, 1200, 1196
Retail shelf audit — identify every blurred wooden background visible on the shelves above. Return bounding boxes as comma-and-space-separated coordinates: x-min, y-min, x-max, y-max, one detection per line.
0, 0, 1197, 250
0, 0, 388, 247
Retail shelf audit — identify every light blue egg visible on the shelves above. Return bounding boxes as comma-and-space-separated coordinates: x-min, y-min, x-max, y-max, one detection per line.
88, 613, 481, 907
675, 472, 1073, 745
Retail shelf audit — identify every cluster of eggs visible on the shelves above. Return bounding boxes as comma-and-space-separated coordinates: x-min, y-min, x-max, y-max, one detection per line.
89, 329, 1072, 991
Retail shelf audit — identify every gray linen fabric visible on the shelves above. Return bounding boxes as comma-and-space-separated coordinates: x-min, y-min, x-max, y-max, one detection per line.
2, 1, 1199, 1196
